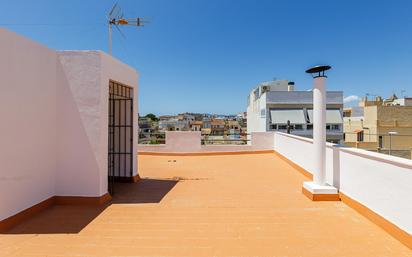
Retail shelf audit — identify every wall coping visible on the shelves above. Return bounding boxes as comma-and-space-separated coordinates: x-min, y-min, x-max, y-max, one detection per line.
275, 132, 412, 169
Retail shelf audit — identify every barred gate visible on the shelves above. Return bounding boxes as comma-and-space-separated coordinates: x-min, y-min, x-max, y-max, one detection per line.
108, 81, 133, 195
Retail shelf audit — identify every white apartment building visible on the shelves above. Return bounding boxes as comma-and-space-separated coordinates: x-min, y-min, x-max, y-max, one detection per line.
247, 80, 344, 143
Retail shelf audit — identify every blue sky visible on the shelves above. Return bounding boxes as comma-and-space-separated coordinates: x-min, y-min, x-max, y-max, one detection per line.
2, 0, 412, 115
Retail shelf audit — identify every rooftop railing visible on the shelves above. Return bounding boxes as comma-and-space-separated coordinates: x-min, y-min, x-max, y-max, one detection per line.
139, 132, 251, 145
138, 131, 273, 154
138, 132, 166, 144
201, 133, 250, 145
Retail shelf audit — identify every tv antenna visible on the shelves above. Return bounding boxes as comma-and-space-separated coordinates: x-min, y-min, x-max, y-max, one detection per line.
401, 90, 406, 98
365, 93, 377, 99
107, 3, 148, 55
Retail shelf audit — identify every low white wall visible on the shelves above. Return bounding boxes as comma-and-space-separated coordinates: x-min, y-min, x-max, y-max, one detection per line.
138, 132, 275, 153
274, 132, 412, 234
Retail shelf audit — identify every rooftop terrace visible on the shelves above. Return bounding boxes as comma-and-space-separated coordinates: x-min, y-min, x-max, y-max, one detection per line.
1, 153, 411, 256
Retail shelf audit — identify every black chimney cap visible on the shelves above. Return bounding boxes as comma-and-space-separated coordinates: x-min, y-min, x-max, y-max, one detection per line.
305, 65, 331, 78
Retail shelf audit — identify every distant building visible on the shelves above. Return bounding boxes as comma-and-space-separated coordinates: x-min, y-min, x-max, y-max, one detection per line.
189, 121, 203, 131
227, 120, 241, 139
158, 117, 187, 131
383, 94, 412, 106
201, 128, 211, 136
158, 113, 197, 131
177, 113, 195, 123
247, 79, 344, 143
138, 116, 156, 133
202, 116, 212, 129
236, 112, 247, 133
343, 106, 364, 118
211, 119, 226, 136
344, 96, 412, 157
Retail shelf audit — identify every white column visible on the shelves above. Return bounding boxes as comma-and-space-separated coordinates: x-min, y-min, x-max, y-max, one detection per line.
313, 76, 326, 185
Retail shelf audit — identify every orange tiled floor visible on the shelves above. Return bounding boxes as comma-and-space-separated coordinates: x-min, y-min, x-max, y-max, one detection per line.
1, 153, 411, 256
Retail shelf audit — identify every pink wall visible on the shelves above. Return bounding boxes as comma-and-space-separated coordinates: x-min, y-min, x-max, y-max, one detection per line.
138, 132, 275, 153
56, 52, 103, 197
0, 29, 57, 221
56, 51, 138, 197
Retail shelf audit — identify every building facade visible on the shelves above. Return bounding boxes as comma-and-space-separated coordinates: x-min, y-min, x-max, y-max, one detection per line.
247, 80, 344, 143
344, 96, 412, 157
189, 121, 203, 131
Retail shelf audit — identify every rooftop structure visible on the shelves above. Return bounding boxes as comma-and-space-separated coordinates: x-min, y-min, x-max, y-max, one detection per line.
384, 95, 412, 106
0, 28, 138, 226
247, 79, 344, 143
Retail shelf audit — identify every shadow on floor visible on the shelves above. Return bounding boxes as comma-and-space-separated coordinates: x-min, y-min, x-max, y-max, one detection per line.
4, 204, 108, 234
111, 178, 178, 204
4, 178, 178, 234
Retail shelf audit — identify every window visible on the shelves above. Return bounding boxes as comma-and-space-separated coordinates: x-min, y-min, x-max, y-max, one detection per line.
278, 125, 287, 130
379, 136, 383, 148
327, 139, 340, 144
357, 131, 364, 142
270, 109, 306, 124
307, 124, 313, 130
270, 124, 277, 130
254, 89, 259, 99
294, 124, 303, 130
331, 124, 340, 130
260, 109, 266, 117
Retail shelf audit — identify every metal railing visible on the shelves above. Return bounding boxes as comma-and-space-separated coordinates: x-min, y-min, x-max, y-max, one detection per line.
201, 133, 250, 145
138, 132, 251, 145
138, 132, 166, 144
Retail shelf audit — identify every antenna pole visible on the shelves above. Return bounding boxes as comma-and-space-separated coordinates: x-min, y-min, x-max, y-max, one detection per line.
108, 23, 113, 55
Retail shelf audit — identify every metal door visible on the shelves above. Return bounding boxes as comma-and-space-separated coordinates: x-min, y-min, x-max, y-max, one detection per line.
108, 81, 133, 195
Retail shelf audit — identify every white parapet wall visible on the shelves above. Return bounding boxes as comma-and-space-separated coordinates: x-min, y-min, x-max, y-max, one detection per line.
274, 132, 412, 235
138, 132, 275, 153
0, 29, 138, 223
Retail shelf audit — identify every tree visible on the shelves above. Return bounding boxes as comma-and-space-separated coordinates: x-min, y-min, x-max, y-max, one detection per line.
145, 113, 158, 121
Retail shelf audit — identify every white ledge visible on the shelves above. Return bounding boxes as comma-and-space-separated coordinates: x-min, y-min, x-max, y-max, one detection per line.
303, 182, 338, 194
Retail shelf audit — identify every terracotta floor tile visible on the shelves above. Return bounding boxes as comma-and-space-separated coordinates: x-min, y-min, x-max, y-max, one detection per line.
1, 153, 411, 256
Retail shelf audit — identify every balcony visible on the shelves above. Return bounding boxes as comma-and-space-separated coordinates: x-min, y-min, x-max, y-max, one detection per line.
1, 132, 411, 256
